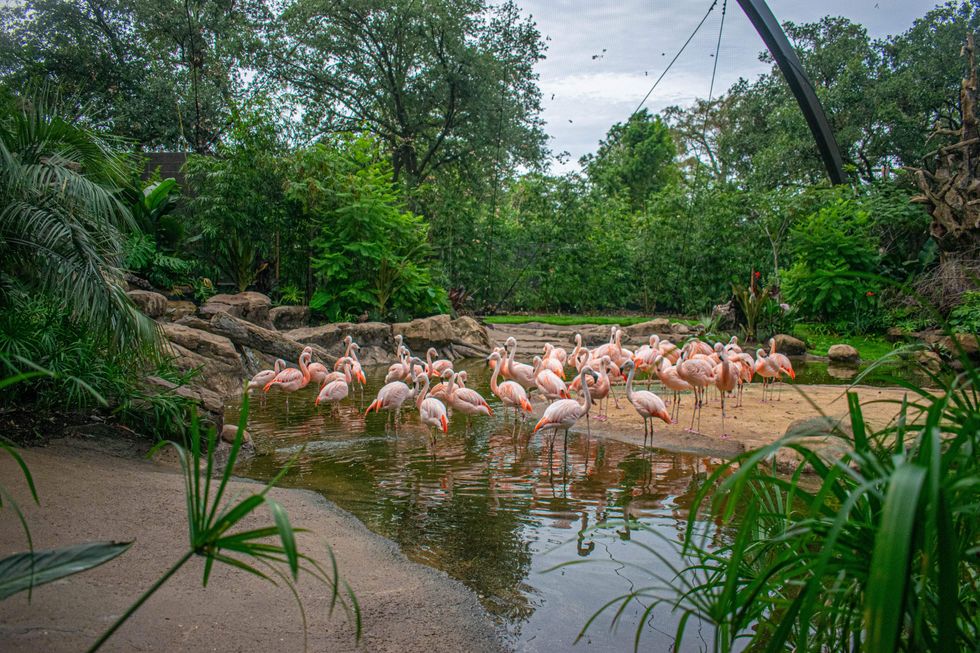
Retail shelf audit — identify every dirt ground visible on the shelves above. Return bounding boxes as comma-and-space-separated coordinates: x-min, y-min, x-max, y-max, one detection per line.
0, 435, 502, 653
547, 382, 916, 458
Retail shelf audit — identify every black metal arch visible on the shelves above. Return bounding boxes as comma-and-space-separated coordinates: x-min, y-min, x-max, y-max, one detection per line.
735, 0, 847, 184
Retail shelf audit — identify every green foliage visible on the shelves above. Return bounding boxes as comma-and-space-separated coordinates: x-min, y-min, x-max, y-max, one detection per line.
949, 290, 980, 332
275, 284, 303, 306
0, 542, 133, 601
732, 282, 773, 342
124, 231, 195, 291
793, 323, 897, 360
582, 109, 677, 211
579, 341, 980, 651
782, 199, 881, 330
289, 136, 448, 321
0, 91, 156, 352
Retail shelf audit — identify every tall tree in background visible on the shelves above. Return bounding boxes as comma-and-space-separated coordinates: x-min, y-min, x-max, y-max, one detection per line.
0, 0, 269, 152
269, 0, 547, 187
581, 109, 677, 212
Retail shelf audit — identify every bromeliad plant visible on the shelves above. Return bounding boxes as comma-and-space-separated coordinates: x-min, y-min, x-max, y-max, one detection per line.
577, 337, 979, 652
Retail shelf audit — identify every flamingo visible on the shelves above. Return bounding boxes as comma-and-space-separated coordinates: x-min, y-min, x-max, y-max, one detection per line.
306, 349, 332, 387
335, 337, 368, 384
768, 338, 796, 400
446, 371, 493, 430
426, 347, 454, 378
487, 352, 533, 422
676, 350, 715, 432
319, 357, 354, 387
428, 369, 455, 402
247, 358, 286, 394
412, 363, 449, 443
315, 379, 349, 413
365, 377, 413, 434
653, 355, 692, 423
589, 356, 615, 421
570, 333, 588, 371
385, 346, 413, 383
714, 352, 739, 438
754, 349, 783, 402
621, 360, 671, 448
541, 343, 566, 379
264, 350, 312, 393
503, 337, 536, 389
532, 365, 599, 453
533, 355, 570, 401
590, 326, 619, 360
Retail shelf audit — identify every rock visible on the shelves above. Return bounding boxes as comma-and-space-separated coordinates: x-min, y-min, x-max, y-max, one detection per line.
774, 416, 855, 473
772, 334, 806, 356
161, 323, 246, 397
199, 292, 273, 329
621, 319, 671, 341
710, 301, 737, 329
577, 325, 618, 347
269, 305, 310, 330
143, 375, 225, 429
286, 322, 393, 365
392, 314, 454, 352
207, 312, 335, 368
670, 323, 691, 336
219, 423, 251, 444
826, 363, 858, 380
165, 300, 197, 322
828, 343, 860, 364
127, 289, 168, 319
938, 333, 979, 361
885, 326, 910, 342
914, 350, 943, 373
451, 316, 493, 354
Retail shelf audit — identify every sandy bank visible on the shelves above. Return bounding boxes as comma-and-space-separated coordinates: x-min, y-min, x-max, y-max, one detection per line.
0, 435, 503, 652
545, 382, 915, 458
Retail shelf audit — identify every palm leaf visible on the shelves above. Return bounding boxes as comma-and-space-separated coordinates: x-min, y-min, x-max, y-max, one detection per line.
0, 541, 132, 600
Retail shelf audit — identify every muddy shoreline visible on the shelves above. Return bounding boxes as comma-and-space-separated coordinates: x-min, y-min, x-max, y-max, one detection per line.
0, 435, 504, 653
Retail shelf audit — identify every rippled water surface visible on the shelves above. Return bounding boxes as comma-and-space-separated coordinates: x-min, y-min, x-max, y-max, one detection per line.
231, 361, 735, 651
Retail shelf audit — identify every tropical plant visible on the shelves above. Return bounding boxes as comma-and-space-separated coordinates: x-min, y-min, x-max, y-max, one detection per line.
732, 279, 773, 343
575, 342, 980, 652
0, 91, 156, 351
949, 290, 980, 332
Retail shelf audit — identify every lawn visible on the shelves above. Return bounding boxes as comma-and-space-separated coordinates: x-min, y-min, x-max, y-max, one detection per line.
794, 324, 897, 361
482, 314, 697, 327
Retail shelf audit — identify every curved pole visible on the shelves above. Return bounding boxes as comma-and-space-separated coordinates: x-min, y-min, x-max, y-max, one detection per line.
736, 0, 847, 184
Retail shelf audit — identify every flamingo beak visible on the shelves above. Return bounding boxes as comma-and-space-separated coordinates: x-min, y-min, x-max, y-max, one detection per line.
358, 371, 367, 384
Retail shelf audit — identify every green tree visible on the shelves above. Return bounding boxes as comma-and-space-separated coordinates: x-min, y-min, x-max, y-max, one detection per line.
582, 109, 677, 211
269, 0, 546, 187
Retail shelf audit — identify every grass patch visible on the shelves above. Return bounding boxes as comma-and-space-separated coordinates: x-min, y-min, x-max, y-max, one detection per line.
482, 314, 697, 327
794, 324, 896, 361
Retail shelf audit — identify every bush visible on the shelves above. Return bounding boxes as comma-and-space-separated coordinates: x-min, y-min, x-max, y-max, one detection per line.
782, 198, 881, 331
949, 290, 980, 332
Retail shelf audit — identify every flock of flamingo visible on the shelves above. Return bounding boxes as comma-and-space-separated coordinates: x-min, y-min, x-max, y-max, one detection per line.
246, 327, 796, 450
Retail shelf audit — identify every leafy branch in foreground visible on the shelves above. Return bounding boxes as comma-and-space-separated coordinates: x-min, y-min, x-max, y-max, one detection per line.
86, 392, 361, 651
573, 333, 979, 652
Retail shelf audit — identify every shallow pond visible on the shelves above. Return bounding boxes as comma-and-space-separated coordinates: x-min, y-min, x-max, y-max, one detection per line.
231, 357, 917, 651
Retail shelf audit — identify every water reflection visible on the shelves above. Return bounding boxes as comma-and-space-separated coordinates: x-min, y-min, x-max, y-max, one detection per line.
233, 361, 721, 651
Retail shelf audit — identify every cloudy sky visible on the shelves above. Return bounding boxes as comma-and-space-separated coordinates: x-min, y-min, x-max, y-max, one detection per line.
518, 0, 936, 172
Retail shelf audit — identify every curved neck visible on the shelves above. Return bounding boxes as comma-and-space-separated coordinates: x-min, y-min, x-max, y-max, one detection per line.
299, 353, 310, 382
446, 373, 457, 397
416, 374, 430, 409
625, 364, 636, 401
580, 368, 593, 413
274, 359, 285, 373
489, 359, 501, 394
343, 362, 352, 384
344, 340, 353, 358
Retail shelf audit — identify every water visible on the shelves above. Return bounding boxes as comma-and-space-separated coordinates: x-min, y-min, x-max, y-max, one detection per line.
232, 357, 919, 651
792, 357, 935, 386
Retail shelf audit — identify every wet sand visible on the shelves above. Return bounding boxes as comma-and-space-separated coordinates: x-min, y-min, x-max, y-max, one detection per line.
0, 435, 503, 653
533, 382, 916, 458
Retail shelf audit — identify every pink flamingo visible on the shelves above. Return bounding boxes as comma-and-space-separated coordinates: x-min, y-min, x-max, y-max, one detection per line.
247, 358, 286, 394
533, 355, 570, 401
532, 365, 599, 453
428, 369, 455, 402
446, 371, 493, 431
714, 352, 739, 438
319, 357, 354, 387
426, 347, 454, 378
487, 352, 533, 422
335, 337, 368, 384
754, 349, 782, 402
768, 338, 796, 400
412, 364, 449, 443
541, 343, 566, 379
503, 337, 536, 389
385, 346, 413, 383
653, 355, 693, 423
590, 326, 619, 360
676, 351, 715, 432
315, 379, 349, 413
570, 333, 588, 371
589, 356, 615, 421
365, 378, 413, 434
264, 350, 312, 393
307, 352, 331, 387
621, 360, 671, 448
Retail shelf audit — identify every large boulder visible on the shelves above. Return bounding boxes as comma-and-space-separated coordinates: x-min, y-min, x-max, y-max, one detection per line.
450, 316, 494, 356
144, 375, 225, 428
199, 292, 273, 329
269, 305, 310, 330
775, 416, 855, 473
392, 314, 454, 352
621, 319, 671, 341
161, 323, 245, 397
165, 300, 197, 322
939, 333, 979, 361
127, 290, 167, 319
828, 343, 860, 364
285, 322, 393, 365
710, 301, 737, 329
207, 312, 334, 368
772, 334, 806, 356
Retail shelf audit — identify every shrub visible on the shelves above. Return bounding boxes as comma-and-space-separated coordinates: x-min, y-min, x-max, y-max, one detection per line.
781, 199, 880, 330
949, 290, 980, 332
